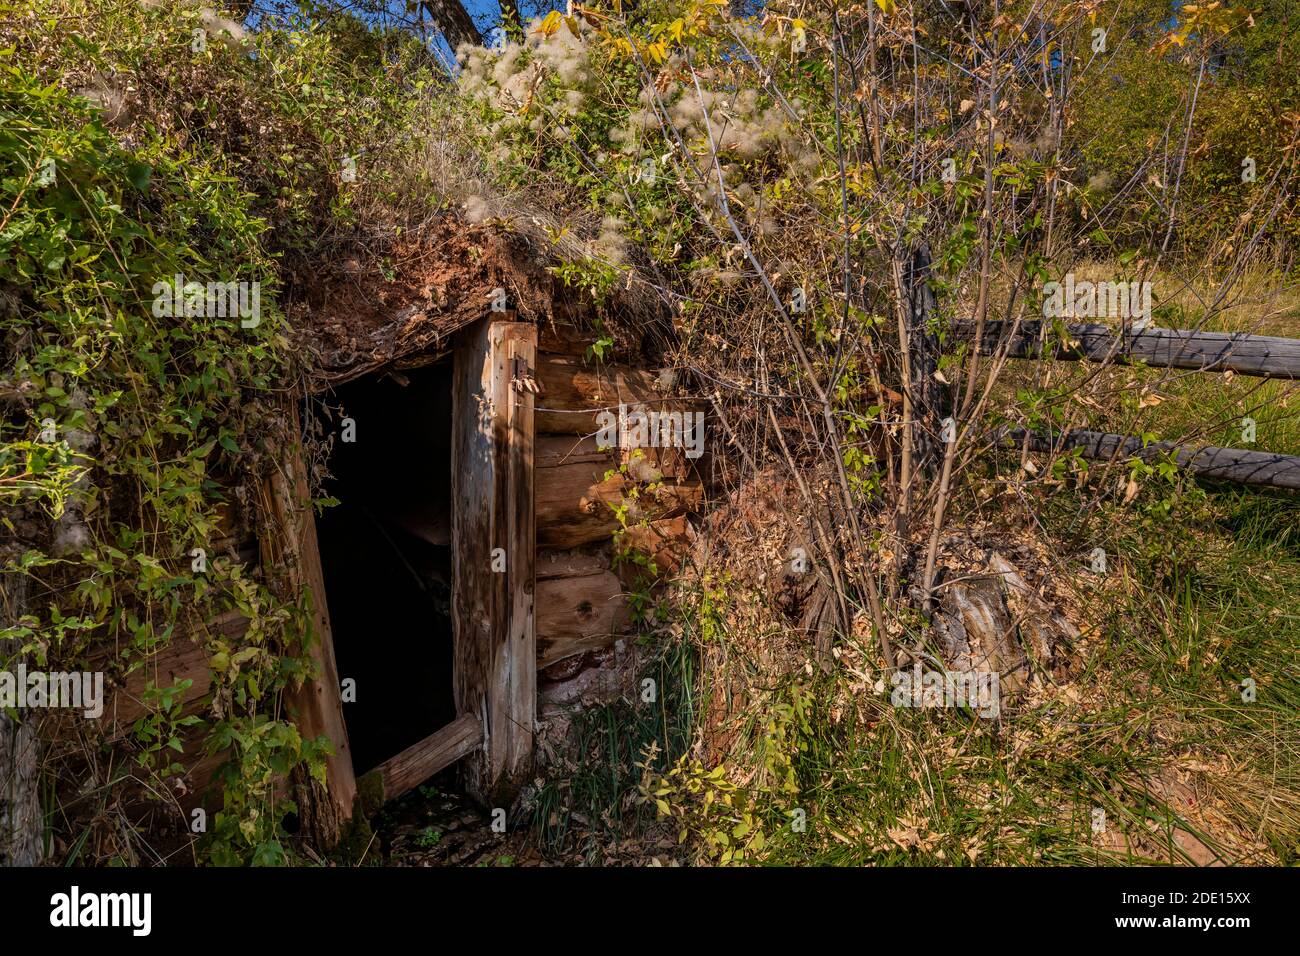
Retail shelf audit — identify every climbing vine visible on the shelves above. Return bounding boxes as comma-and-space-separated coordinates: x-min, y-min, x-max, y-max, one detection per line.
0, 0, 435, 864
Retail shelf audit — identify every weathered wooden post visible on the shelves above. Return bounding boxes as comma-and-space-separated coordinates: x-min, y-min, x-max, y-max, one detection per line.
905, 241, 950, 479
451, 317, 537, 806
0, 561, 41, 866
259, 402, 357, 848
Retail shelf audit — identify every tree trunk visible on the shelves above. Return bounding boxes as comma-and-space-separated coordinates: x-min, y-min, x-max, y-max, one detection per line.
422, 0, 483, 50
1, 566, 42, 867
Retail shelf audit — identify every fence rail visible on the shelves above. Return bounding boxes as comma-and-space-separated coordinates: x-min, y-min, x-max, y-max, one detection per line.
1002, 428, 1300, 491
957, 321, 1300, 379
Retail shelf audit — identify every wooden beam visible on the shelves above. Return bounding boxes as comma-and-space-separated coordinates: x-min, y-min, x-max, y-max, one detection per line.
536, 450, 704, 550
505, 324, 537, 789
536, 551, 629, 668
538, 433, 696, 481
959, 321, 1300, 379
363, 714, 483, 803
260, 403, 357, 847
535, 357, 683, 435
1009, 428, 1300, 490
451, 320, 536, 806
536, 434, 609, 469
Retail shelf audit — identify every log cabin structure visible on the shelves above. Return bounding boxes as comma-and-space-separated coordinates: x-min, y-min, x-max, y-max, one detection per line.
90, 220, 704, 851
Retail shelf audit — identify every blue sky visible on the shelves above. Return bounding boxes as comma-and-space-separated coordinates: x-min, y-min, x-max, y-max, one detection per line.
250, 1, 564, 34
244, 0, 566, 68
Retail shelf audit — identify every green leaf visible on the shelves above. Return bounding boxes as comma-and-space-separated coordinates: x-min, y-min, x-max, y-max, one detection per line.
126, 162, 152, 191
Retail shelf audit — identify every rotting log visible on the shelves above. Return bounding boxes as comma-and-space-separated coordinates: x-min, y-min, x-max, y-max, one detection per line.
1009, 427, 1300, 490
986, 552, 1077, 680
933, 576, 1030, 696
451, 319, 536, 806
960, 320, 1300, 379
929, 551, 1077, 694
361, 713, 482, 803
535, 551, 629, 668
259, 404, 357, 848
617, 515, 694, 582
536, 443, 704, 550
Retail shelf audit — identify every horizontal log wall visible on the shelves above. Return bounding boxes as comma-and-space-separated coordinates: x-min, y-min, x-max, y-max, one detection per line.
104, 609, 243, 739
536, 359, 665, 435
99, 503, 254, 751
536, 436, 703, 549
533, 349, 701, 670
536, 551, 628, 668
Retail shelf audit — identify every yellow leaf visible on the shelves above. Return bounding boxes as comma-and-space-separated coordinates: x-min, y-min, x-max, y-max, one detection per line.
536, 10, 562, 37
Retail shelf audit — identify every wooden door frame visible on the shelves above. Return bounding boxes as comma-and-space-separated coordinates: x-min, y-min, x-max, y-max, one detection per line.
450, 318, 537, 805
260, 402, 357, 847
277, 317, 537, 843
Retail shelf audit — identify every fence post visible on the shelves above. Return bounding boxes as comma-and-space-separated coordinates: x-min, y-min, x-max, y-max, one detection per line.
905, 241, 950, 479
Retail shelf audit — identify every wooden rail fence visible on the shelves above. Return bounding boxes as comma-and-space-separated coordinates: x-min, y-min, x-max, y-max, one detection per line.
938, 319, 1300, 490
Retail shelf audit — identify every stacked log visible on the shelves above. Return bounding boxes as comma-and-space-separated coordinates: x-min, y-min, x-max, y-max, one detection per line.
533, 350, 703, 674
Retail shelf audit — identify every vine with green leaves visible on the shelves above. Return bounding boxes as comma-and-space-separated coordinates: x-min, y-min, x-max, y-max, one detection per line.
0, 0, 438, 865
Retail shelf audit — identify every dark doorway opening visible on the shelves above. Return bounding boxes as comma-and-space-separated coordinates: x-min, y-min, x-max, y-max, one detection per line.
314, 361, 455, 777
